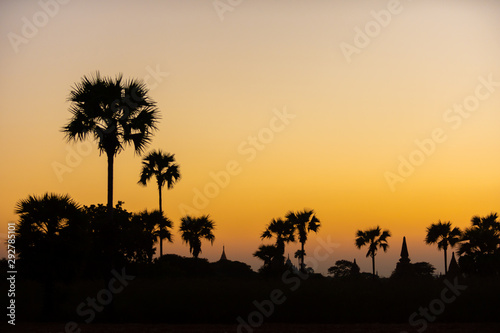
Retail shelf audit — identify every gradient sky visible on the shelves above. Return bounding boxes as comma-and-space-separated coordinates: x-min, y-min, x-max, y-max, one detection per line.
1, 0, 499, 276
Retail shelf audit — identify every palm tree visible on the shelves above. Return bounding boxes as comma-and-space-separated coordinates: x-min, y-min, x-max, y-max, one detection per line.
261, 218, 295, 266
425, 221, 461, 275
132, 210, 173, 263
15, 193, 82, 261
355, 226, 391, 277
138, 150, 180, 256
179, 215, 215, 258
63, 72, 160, 215
459, 213, 500, 256
285, 209, 321, 272
15, 193, 82, 317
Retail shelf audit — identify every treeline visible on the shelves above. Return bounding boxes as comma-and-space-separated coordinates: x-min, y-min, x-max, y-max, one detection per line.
11, 191, 499, 282
12, 193, 225, 281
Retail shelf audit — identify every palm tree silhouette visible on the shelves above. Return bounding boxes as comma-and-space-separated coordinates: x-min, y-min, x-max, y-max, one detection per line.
458, 213, 499, 256
355, 226, 391, 277
285, 209, 321, 272
15, 193, 82, 261
63, 72, 159, 215
15, 193, 82, 318
133, 210, 173, 262
425, 221, 461, 275
179, 215, 215, 258
138, 150, 180, 256
261, 218, 295, 266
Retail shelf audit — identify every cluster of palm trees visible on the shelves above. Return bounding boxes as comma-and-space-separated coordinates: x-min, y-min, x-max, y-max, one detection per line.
138, 149, 180, 257
351, 215, 500, 278
13, 72, 500, 280
60, 72, 217, 261
14, 193, 217, 276
254, 209, 321, 273
425, 215, 500, 276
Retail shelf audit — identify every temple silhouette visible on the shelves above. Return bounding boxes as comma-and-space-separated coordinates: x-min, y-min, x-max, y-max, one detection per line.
219, 245, 227, 262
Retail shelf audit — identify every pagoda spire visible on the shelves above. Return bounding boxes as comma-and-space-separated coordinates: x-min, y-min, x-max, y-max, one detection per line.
219, 245, 227, 261
447, 252, 460, 277
399, 236, 410, 264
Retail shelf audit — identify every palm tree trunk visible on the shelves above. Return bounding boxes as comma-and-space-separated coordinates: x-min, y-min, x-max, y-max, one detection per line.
444, 246, 448, 275
372, 254, 376, 277
107, 152, 114, 217
158, 184, 163, 257
301, 242, 305, 272
105, 151, 115, 268
104, 151, 115, 319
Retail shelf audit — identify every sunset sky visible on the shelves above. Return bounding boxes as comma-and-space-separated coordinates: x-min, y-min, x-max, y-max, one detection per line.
1, 0, 499, 276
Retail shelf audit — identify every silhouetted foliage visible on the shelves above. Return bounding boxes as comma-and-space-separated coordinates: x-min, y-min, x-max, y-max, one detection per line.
129, 210, 172, 263
138, 150, 180, 256
63, 72, 160, 214
355, 226, 391, 277
144, 254, 256, 278
82, 201, 131, 272
458, 213, 500, 276
391, 261, 436, 280
14, 193, 88, 318
211, 259, 256, 278
328, 260, 360, 279
253, 244, 283, 275
425, 220, 461, 275
257, 218, 295, 273
179, 215, 215, 258
10, 193, 500, 325
14, 193, 86, 281
286, 209, 321, 272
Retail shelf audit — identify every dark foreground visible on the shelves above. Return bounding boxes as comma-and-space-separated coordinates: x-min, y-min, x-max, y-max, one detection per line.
5, 323, 500, 333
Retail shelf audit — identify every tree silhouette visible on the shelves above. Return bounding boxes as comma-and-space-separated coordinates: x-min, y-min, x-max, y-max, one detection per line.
425, 221, 461, 275
15, 193, 83, 318
328, 260, 360, 279
286, 209, 321, 272
179, 215, 215, 258
15, 193, 84, 277
458, 213, 500, 276
459, 213, 500, 256
355, 226, 391, 277
63, 72, 159, 216
130, 210, 172, 263
253, 244, 281, 273
83, 201, 132, 269
261, 218, 295, 267
138, 150, 180, 257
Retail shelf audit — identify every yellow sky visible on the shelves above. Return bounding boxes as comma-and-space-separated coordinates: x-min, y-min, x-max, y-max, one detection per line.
1, 0, 499, 276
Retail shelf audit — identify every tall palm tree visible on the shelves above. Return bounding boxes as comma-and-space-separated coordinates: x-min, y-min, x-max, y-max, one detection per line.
355, 226, 391, 277
425, 221, 461, 275
138, 150, 180, 256
63, 72, 160, 215
179, 215, 215, 258
285, 209, 321, 272
261, 218, 295, 265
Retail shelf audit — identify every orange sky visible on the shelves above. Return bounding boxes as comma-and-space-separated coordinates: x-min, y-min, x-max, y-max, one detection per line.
1, 0, 499, 276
